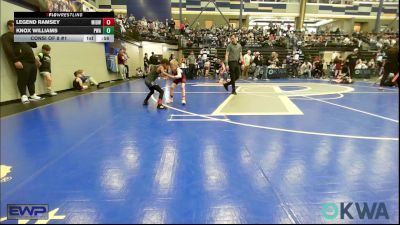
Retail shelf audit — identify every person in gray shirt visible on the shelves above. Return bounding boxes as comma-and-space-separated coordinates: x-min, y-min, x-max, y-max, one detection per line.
224, 34, 243, 95
187, 51, 196, 79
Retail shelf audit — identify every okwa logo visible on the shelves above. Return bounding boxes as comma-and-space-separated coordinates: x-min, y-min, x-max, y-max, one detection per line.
0, 165, 13, 183
321, 202, 389, 220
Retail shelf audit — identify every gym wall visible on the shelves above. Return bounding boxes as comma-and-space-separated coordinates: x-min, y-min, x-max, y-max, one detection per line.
141, 42, 179, 61
0, 0, 121, 102
1, 0, 168, 103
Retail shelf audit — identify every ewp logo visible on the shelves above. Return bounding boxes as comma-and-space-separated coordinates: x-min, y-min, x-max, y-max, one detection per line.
321, 202, 389, 220
7, 204, 49, 220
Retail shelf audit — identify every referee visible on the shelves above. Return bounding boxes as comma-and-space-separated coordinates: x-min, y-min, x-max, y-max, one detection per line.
224, 34, 243, 95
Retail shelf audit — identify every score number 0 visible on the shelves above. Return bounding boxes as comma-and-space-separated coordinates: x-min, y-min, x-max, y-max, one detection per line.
103, 18, 115, 26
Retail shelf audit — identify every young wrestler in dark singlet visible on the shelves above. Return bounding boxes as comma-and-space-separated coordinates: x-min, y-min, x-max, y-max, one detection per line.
143, 59, 170, 109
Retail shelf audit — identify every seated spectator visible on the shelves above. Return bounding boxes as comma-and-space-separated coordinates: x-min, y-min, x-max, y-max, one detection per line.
268, 52, 279, 67
136, 67, 144, 78
300, 60, 312, 79
116, 17, 126, 34
355, 59, 368, 69
322, 60, 329, 78
312, 59, 323, 79
72, 69, 102, 91
204, 59, 211, 78
343, 36, 351, 45
368, 58, 375, 69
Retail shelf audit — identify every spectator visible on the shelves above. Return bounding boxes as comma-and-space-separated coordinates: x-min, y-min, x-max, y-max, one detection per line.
375, 48, 386, 76
149, 52, 158, 65
117, 47, 128, 80
312, 58, 323, 78
291, 52, 300, 78
169, 18, 176, 34
116, 17, 126, 34
322, 60, 329, 78
200, 48, 209, 62
144, 53, 149, 73
37, 44, 57, 96
180, 57, 187, 69
329, 61, 336, 78
197, 55, 204, 75
268, 52, 279, 67
355, 59, 368, 69
180, 22, 185, 35
368, 58, 375, 69
252, 52, 263, 80
128, 14, 135, 25
187, 51, 196, 79
72, 69, 102, 90
169, 54, 176, 62
136, 67, 144, 78
242, 50, 252, 79
204, 59, 211, 78
343, 36, 351, 45
1, 20, 43, 103
124, 50, 130, 79
300, 60, 312, 79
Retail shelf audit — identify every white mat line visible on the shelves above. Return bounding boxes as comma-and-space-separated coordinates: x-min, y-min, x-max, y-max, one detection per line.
168, 119, 230, 122
303, 95, 399, 123
151, 96, 398, 141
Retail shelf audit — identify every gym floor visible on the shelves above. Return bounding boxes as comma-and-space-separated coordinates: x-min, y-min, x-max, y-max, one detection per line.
1, 78, 398, 224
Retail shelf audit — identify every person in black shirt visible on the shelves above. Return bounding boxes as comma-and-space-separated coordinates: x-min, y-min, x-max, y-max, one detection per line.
346, 48, 360, 78
1, 20, 43, 103
143, 59, 170, 109
252, 52, 262, 80
312, 58, 323, 79
144, 53, 149, 73
380, 44, 399, 89
149, 52, 158, 65
169, 18, 175, 35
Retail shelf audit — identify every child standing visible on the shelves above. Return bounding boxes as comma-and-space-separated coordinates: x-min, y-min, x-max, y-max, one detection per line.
37, 44, 57, 96
166, 60, 187, 105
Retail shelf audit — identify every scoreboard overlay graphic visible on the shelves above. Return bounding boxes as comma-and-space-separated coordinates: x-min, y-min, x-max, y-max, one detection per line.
14, 12, 114, 42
